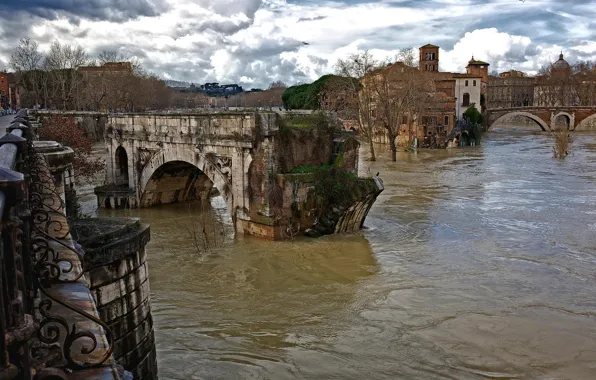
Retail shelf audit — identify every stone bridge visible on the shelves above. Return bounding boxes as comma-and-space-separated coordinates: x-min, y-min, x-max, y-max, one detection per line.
486, 106, 596, 131
95, 112, 383, 240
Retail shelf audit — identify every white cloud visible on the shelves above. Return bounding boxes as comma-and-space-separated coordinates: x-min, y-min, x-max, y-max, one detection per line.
2, 0, 596, 86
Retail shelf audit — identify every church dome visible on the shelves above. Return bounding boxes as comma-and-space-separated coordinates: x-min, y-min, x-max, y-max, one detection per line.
552, 52, 570, 70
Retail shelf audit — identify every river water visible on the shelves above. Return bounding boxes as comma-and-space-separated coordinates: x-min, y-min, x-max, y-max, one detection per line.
95, 125, 596, 379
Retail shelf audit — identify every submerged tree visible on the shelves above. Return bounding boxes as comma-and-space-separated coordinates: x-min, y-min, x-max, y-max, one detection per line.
551, 129, 573, 159
367, 48, 436, 161
181, 201, 230, 255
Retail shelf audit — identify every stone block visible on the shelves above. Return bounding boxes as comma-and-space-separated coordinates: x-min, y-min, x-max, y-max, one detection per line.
97, 279, 150, 324
94, 263, 148, 307
88, 249, 146, 290
107, 296, 152, 339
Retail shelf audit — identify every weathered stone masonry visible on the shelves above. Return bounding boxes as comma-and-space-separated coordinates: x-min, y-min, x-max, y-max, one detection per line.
97, 111, 383, 240
98, 112, 279, 238
74, 218, 157, 380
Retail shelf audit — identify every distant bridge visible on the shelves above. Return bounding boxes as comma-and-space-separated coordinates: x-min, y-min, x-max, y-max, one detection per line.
486, 106, 596, 131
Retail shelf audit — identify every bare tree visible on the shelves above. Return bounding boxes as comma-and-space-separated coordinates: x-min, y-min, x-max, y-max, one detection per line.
551, 129, 573, 159
98, 50, 143, 75
179, 201, 229, 255
334, 51, 379, 161
9, 37, 44, 108
268, 80, 287, 89
98, 50, 126, 64
44, 41, 88, 109
367, 49, 436, 161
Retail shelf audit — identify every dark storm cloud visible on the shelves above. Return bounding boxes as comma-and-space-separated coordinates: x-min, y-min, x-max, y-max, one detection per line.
87, 43, 149, 60
3, 0, 596, 88
175, 19, 253, 37
198, 0, 263, 19
0, 0, 170, 22
297, 16, 326, 22
233, 39, 302, 61
0, 11, 35, 40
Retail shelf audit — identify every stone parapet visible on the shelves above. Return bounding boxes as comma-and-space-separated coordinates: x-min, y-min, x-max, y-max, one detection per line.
73, 218, 157, 380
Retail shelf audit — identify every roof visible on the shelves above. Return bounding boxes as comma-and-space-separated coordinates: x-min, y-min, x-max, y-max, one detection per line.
467, 56, 490, 66
451, 73, 482, 78
420, 44, 439, 49
553, 52, 570, 70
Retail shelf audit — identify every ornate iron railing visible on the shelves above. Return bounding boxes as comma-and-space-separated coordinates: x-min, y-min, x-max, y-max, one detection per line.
0, 110, 115, 379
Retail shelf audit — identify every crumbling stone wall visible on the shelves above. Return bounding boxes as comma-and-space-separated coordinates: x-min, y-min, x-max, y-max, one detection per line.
277, 127, 334, 173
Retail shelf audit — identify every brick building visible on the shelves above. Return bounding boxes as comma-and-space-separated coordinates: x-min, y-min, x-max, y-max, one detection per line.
487, 74, 535, 109
486, 53, 596, 109
0, 71, 8, 109
78, 61, 133, 75
367, 44, 492, 148
419, 44, 488, 119
499, 70, 526, 78
78, 62, 134, 110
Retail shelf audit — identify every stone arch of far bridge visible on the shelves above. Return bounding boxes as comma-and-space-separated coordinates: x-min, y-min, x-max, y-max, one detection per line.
137, 148, 234, 218
552, 111, 574, 130
573, 112, 596, 131
489, 111, 550, 131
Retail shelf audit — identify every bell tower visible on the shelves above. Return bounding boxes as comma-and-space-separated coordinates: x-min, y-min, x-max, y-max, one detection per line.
419, 44, 439, 72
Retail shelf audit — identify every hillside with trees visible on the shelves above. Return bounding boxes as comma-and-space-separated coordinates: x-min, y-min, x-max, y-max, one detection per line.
282, 75, 346, 110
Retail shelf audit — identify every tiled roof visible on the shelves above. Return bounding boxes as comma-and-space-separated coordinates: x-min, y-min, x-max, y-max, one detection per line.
468, 60, 490, 66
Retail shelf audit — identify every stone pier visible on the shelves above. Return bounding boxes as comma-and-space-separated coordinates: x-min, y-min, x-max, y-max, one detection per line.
73, 218, 157, 380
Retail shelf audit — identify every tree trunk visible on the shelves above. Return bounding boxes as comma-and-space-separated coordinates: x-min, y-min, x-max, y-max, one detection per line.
389, 131, 397, 162
368, 134, 376, 161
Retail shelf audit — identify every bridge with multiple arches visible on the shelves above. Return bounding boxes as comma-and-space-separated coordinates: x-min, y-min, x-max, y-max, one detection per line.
486, 106, 596, 131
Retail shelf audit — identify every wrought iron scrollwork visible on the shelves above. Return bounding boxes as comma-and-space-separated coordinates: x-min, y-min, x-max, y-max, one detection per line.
0, 114, 116, 377
27, 151, 114, 371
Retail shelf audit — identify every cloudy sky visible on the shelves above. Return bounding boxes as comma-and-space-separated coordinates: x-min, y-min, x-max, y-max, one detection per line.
1, 0, 596, 88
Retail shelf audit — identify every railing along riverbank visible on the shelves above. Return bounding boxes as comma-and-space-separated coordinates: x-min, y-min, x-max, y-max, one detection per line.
0, 110, 124, 379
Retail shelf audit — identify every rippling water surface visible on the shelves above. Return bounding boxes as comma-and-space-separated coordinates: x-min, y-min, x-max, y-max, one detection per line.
98, 127, 596, 379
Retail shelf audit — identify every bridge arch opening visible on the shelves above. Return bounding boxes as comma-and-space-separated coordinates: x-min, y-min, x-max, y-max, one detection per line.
140, 160, 215, 208
115, 146, 129, 185
553, 113, 571, 130
489, 111, 550, 131
575, 113, 596, 131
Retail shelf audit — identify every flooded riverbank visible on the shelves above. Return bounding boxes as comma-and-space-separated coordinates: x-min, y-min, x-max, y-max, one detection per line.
92, 127, 596, 379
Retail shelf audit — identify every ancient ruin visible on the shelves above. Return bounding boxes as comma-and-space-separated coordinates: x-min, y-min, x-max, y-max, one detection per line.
94, 111, 383, 239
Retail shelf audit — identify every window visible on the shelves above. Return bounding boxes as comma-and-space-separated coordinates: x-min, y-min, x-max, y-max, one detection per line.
465, 80, 469, 86
462, 93, 470, 107
402, 115, 408, 125
473, 80, 477, 86
444, 115, 449, 125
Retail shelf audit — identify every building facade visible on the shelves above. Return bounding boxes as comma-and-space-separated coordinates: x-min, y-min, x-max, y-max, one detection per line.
487, 75, 535, 109
453, 74, 482, 119
0, 71, 8, 109
420, 44, 440, 72
419, 45, 486, 121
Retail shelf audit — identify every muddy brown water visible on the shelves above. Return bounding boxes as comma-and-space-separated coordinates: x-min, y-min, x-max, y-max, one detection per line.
80, 124, 596, 379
